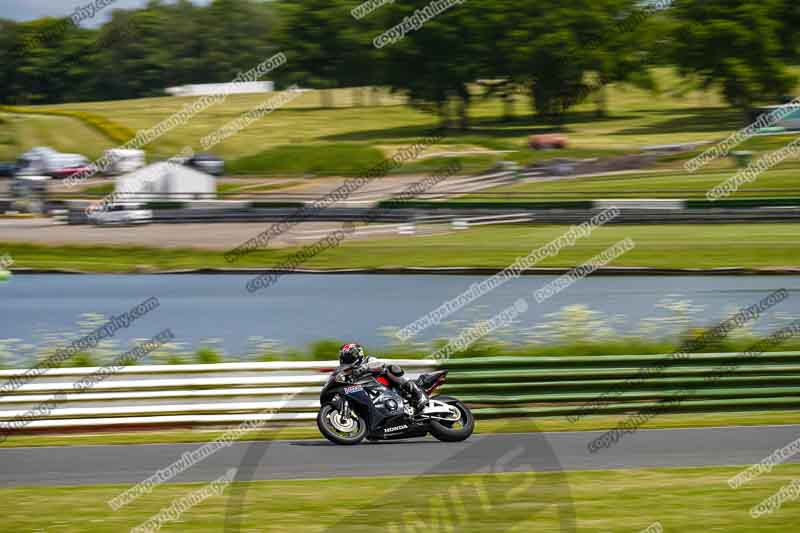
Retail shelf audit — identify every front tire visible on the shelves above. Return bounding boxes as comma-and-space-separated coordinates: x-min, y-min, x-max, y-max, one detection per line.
317, 404, 367, 445
429, 399, 475, 442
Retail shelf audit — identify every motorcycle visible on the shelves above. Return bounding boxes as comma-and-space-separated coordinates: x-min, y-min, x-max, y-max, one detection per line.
317, 365, 474, 445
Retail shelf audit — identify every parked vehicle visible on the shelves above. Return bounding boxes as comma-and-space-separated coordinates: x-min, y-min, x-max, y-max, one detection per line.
184, 152, 225, 176
10, 175, 50, 213
103, 149, 146, 175
0, 162, 16, 177
317, 365, 474, 445
15, 150, 51, 176
15, 147, 90, 178
49, 154, 92, 179
10, 174, 50, 196
87, 203, 153, 226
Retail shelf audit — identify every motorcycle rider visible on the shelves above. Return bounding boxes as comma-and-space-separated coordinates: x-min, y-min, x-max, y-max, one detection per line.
338, 343, 429, 410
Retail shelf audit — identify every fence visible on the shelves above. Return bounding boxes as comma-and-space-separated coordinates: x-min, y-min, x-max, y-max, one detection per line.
1, 353, 799, 433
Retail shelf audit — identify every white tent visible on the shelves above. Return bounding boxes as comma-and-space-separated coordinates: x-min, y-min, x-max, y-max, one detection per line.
115, 162, 216, 201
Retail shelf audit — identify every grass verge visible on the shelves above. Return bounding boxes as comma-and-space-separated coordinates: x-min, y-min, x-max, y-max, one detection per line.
475, 166, 800, 200
2, 410, 797, 448
2, 223, 798, 272
1, 465, 797, 532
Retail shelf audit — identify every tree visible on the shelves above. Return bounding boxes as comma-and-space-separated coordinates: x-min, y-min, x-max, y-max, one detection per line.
376, 0, 484, 129
277, 0, 375, 108
584, 0, 661, 117
497, 0, 617, 120
671, 0, 795, 112
775, 0, 800, 61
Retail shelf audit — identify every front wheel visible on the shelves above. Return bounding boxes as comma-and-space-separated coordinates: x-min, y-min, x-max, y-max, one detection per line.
429, 399, 475, 442
317, 404, 367, 445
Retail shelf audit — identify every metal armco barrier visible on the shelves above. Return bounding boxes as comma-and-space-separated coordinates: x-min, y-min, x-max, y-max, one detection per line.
1, 353, 798, 432
0, 360, 435, 431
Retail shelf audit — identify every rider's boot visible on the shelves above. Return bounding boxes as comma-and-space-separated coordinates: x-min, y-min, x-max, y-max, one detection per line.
402, 380, 429, 411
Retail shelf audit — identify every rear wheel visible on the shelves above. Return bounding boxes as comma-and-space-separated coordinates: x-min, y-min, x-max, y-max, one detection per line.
317, 404, 367, 445
429, 400, 475, 442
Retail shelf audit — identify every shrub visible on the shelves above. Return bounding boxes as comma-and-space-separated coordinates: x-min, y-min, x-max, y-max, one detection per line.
228, 144, 385, 176
310, 339, 346, 361
195, 347, 222, 364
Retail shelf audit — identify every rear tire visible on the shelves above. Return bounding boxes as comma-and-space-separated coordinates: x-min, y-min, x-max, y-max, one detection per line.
429, 399, 475, 442
317, 404, 367, 445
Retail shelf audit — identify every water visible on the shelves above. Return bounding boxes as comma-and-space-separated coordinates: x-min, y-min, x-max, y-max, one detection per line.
1, 274, 797, 356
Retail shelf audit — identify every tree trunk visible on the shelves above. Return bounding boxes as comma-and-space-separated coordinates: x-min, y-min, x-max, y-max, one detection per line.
503, 92, 515, 121
370, 86, 381, 106
529, 82, 538, 119
320, 89, 334, 108
352, 87, 364, 108
437, 101, 450, 129
458, 97, 469, 130
594, 85, 608, 118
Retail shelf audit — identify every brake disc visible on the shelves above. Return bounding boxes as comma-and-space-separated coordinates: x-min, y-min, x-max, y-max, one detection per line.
329, 410, 356, 432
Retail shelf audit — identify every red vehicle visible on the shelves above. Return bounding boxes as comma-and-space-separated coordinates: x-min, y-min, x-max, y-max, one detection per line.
529, 134, 568, 150
49, 155, 92, 179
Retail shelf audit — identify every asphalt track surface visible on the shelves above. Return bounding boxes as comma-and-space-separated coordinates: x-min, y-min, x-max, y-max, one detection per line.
1, 425, 798, 487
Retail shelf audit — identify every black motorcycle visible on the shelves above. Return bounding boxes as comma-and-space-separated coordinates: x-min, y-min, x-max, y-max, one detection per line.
317, 365, 474, 445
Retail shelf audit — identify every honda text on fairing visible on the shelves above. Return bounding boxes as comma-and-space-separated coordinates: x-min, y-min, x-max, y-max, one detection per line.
317, 363, 474, 445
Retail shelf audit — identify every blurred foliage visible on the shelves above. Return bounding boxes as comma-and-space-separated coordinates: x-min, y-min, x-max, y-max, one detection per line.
195, 346, 223, 364
671, 0, 797, 112
0, 0, 797, 123
1, 302, 798, 368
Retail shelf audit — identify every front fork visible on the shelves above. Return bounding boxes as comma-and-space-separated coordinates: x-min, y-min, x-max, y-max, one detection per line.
332, 394, 351, 420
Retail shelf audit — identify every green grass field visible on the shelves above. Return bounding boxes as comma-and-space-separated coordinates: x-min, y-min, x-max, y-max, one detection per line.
2, 223, 798, 272
475, 167, 800, 200
0, 113, 114, 160
2, 411, 798, 449
0, 68, 777, 175
2, 465, 796, 532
